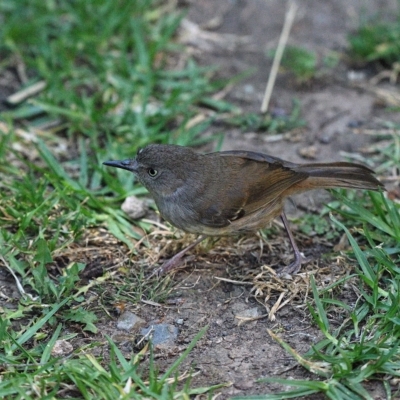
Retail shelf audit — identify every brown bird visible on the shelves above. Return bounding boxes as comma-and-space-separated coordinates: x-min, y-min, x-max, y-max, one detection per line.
104, 144, 384, 275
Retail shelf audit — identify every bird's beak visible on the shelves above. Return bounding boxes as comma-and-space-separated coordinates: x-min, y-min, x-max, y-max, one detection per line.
103, 159, 138, 172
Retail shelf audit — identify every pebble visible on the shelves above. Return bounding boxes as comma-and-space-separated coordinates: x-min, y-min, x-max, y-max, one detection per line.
141, 323, 179, 347
117, 311, 145, 332
121, 196, 148, 219
51, 340, 73, 357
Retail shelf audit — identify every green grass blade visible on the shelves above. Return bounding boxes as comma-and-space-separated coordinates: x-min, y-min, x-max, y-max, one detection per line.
14, 297, 69, 349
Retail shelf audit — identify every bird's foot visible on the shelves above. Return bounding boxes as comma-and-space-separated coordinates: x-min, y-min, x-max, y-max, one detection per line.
147, 235, 206, 279
147, 253, 192, 279
276, 252, 311, 276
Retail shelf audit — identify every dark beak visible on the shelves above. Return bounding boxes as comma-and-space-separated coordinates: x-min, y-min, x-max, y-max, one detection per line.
103, 159, 137, 172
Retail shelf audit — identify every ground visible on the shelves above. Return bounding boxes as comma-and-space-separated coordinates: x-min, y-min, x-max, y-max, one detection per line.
117, 1, 394, 397
1, 0, 398, 398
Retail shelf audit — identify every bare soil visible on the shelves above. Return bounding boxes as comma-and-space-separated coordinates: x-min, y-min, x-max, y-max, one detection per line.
137, 1, 395, 397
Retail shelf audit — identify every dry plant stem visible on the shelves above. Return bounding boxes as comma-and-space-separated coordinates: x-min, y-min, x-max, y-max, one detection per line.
151, 235, 207, 277
0, 255, 37, 300
154, 210, 305, 277
261, 0, 298, 113
6, 80, 47, 105
278, 212, 307, 275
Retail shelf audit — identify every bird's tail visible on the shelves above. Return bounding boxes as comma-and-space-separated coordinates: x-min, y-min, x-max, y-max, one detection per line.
291, 162, 384, 192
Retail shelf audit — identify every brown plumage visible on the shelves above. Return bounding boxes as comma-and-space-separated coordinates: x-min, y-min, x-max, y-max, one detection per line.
104, 144, 384, 275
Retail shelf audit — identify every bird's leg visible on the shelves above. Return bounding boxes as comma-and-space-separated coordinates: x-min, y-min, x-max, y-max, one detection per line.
149, 235, 207, 277
277, 212, 307, 275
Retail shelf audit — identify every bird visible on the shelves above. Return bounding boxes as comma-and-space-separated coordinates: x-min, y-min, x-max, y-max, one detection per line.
103, 144, 384, 275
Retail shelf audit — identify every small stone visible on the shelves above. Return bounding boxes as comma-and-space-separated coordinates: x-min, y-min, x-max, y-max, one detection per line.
234, 378, 254, 390
243, 84, 255, 94
121, 196, 148, 219
347, 119, 363, 128
347, 70, 366, 82
298, 145, 318, 160
140, 323, 179, 348
176, 318, 184, 325
235, 307, 261, 325
117, 311, 145, 332
51, 340, 73, 357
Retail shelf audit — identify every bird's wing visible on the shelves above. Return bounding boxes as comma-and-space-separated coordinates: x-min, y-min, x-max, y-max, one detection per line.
217, 150, 291, 165
196, 151, 308, 228
196, 202, 247, 228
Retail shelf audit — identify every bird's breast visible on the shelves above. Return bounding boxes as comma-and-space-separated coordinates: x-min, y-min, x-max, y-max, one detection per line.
153, 192, 202, 234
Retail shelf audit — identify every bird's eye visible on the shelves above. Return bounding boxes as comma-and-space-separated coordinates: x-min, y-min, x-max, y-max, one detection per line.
147, 168, 158, 177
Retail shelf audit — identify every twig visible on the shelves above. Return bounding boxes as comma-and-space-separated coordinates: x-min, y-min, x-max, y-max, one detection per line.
261, 1, 298, 113
0, 255, 38, 301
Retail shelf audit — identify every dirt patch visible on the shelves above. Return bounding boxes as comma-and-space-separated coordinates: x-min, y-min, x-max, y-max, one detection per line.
133, 1, 396, 397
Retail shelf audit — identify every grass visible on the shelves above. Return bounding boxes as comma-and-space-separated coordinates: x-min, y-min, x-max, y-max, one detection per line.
0, 320, 223, 398
251, 20, 400, 395
0, 0, 245, 396
267, 45, 339, 84
241, 189, 400, 399
245, 132, 400, 398
348, 15, 400, 66
0, 0, 400, 399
